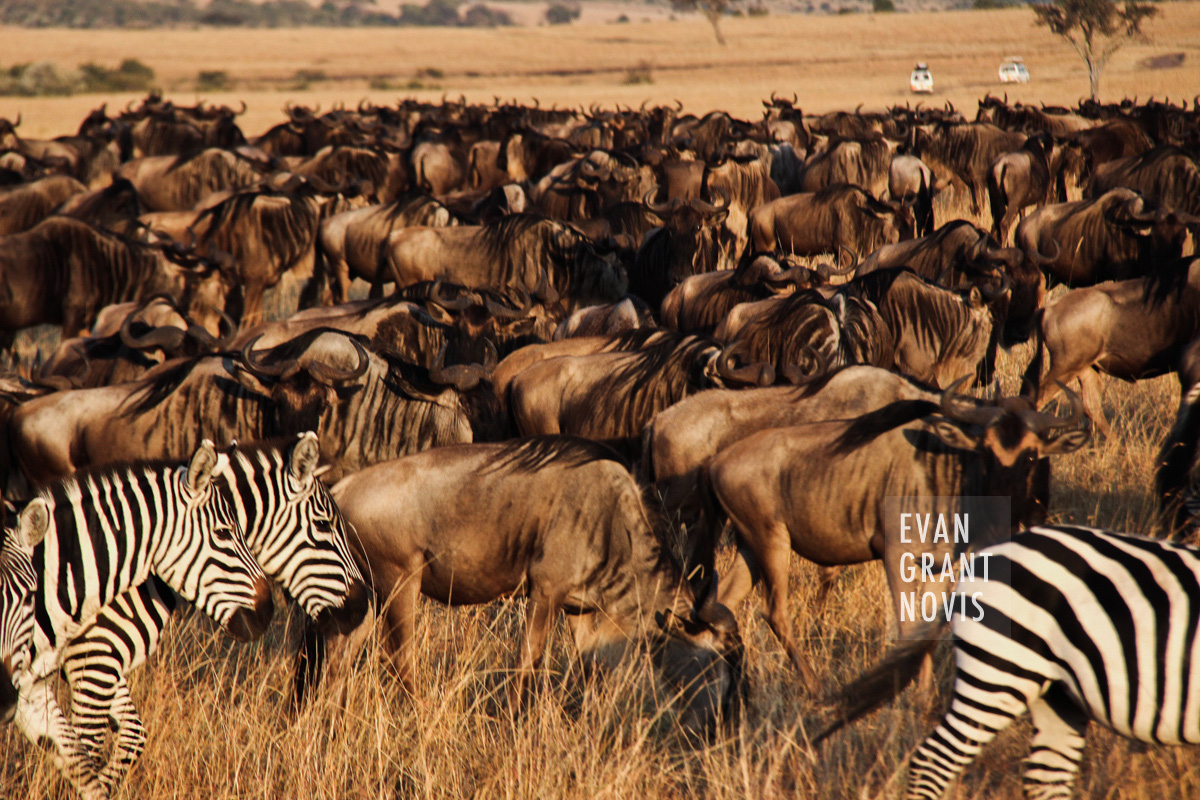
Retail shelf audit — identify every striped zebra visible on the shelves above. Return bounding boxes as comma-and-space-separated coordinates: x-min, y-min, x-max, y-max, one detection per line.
1, 499, 48, 722
56, 432, 368, 794
13, 440, 273, 800
820, 524, 1200, 799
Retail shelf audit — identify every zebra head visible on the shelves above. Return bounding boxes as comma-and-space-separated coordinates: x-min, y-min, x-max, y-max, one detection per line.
0, 498, 49, 722
159, 440, 275, 642
221, 432, 368, 634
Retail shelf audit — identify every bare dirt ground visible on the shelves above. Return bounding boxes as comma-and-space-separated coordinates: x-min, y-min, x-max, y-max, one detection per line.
3, 3, 1200, 137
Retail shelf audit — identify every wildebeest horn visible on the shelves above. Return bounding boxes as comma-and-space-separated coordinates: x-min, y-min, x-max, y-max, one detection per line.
815, 258, 856, 279
1028, 238, 1061, 265
120, 314, 186, 351
692, 188, 730, 214
781, 347, 828, 385
534, 271, 559, 307
12, 113, 20, 128
485, 287, 533, 320
1021, 381, 1086, 433
939, 375, 1002, 426
30, 372, 77, 392
716, 344, 775, 386
240, 335, 301, 381
977, 269, 1011, 300
307, 338, 370, 385
643, 190, 679, 217
428, 343, 488, 390
185, 307, 237, 349
428, 278, 474, 312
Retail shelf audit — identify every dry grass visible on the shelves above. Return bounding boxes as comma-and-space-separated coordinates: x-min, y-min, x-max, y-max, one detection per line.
3, 3, 1200, 137
2, 16, 1200, 795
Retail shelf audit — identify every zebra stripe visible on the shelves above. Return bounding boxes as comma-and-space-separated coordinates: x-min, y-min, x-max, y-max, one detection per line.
12, 440, 270, 800
906, 525, 1200, 799
56, 432, 366, 795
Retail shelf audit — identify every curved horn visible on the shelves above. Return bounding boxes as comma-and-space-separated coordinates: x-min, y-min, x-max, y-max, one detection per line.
692, 188, 731, 214
240, 335, 300, 380
185, 307, 237, 349
977, 269, 1011, 301
642, 189, 678, 217
428, 278, 474, 312
939, 375, 1002, 426
716, 344, 775, 386
307, 338, 370, 385
1028, 238, 1061, 265
1020, 381, 1086, 433
485, 286, 533, 320
120, 315, 186, 351
428, 343, 488, 391
781, 346, 828, 385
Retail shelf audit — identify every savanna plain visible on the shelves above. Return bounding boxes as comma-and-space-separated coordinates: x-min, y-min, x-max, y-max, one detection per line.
2, 6, 1200, 798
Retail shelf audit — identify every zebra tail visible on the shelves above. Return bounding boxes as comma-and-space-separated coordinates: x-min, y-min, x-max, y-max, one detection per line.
810, 627, 944, 745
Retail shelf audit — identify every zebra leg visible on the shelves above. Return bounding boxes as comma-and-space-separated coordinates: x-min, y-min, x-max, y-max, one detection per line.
14, 676, 108, 800
96, 680, 147, 795
1022, 685, 1088, 800
904, 675, 1027, 800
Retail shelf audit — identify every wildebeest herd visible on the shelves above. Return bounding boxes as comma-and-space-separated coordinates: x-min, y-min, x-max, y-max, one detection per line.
2, 90, 1200, 799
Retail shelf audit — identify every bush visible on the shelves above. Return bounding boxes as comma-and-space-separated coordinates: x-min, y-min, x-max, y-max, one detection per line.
0, 61, 82, 96
622, 60, 653, 85
398, 0, 461, 26
873, 0, 895, 11
461, 4, 511, 27
79, 58, 156, 92
197, 70, 231, 91
545, 2, 580, 24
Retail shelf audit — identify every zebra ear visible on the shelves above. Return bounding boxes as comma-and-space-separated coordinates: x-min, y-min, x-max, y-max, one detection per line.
291, 432, 321, 485
187, 439, 219, 494
17, 498, 50, 548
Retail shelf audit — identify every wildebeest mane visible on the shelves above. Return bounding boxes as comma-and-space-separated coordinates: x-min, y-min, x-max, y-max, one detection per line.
480, 435, 627, 475
828, 399, 939, 455
193, 187, 318, 268
123, 354, 212, 417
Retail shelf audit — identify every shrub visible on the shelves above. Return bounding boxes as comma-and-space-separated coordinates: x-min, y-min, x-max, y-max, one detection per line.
197, 70, 231, 91
545, 2, 580, 24
622, 60, 653, 85
873, 0, 895, 11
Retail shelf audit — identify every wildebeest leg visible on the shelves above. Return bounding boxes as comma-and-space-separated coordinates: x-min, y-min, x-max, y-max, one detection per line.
1075, 368, 1109, 436
512, 587, 561, 706
369, 278, 385, 300
380, 562, 423, 694
758, 528, 819, 693
811, 566, 843, 617
716, 543, 762, 611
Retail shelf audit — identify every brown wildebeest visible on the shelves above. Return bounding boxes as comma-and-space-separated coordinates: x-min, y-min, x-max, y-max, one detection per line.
706, 378, 1089, 693
320, 437, 743, 736
1022, 257, 1200, 435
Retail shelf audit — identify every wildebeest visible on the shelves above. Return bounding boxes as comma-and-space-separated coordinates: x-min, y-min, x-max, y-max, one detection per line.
0, 174, 87, 236
748, 184, 914, 265
115, 148, 266, 212
888, 154, 936, 237
553, 296, 655, 339
1023, 258, 1200, 434
706, 379, 1089, 690
910, 121, 1026, 214
717, 269, 1001, 387
987, 132, 1054, 245
316, 436, 743, 736
6, 329, 503, 492
1016, 188, 1198, 287
633, 192, 736, 308
508, 332, 774, 459
801, 134, 892, 199
0, 216, 232, 348
1088, 145, 1200, 217
382, 215, 627, 314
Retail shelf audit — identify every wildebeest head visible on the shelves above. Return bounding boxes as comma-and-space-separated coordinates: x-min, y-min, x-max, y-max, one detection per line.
654, 579, 744, 741
0, 114, 20, 151
240, 331, 371, 438
929, 376, 1090, 528
860, 195, 915, 246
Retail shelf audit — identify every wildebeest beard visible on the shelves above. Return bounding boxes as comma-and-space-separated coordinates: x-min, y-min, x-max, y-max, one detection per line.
270, 374, 328, 438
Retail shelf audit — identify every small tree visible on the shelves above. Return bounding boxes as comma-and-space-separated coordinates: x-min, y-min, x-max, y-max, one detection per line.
1032, 0, 1158, 100
671, 0, 740, 44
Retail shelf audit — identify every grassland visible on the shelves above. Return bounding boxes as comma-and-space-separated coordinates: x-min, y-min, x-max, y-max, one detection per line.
2, 9, 1200, 797
2, 3, 1200, 137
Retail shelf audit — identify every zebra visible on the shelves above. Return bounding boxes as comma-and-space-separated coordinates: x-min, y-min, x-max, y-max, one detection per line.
1, 499, 48, 722
818, 524, 1200, 799
55, 432, 369, 795
12, 440, 273, 800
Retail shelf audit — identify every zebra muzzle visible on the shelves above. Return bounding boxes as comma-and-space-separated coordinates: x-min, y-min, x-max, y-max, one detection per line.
226, 577, 276, 642
0, 662, 17, 723
314, 579, 370, 634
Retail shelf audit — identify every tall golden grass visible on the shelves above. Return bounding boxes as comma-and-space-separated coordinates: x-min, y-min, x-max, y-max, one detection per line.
2, 89, 1199, 798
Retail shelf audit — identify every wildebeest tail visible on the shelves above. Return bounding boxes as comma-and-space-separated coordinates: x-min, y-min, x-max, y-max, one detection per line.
917, 168, 934, 236
810, 625, 944, 745
1020, 306, 1046, 401
987, 162, 1007, 239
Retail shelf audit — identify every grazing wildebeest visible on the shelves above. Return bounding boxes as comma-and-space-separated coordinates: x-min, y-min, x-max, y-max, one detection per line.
1015, 188, 1198, 288
1023, 257, 1200, 434
317, 436, 743, 737
706, 379, 1088, 691
748, 184, 914, 265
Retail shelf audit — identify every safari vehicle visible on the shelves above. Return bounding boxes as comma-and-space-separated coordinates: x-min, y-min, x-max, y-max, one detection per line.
909, 63, 933, 94
999, 57, 1030, 83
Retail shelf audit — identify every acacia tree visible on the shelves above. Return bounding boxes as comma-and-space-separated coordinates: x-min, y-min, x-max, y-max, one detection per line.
1032, 0, 1158, 101
672, 0, 739, 45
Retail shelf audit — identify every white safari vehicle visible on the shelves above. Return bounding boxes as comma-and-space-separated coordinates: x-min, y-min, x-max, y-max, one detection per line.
999, 57, 1030, 83
909, 63, 933, 94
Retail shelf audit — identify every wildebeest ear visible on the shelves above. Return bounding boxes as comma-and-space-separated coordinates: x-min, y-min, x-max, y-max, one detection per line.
290, 431, 322, 485
967, 286, 984, 308
187, 439, 219, 494
17, 498, 50, 548
1042, 427, 1090, 455
929, 419, 978, 451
